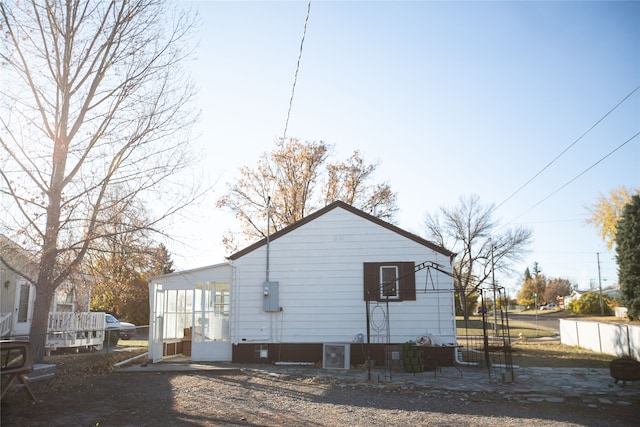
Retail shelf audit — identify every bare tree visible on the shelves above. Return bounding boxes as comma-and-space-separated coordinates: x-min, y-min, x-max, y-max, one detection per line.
543, 277, 573, 306
217, 138, 398, 253
83, 189, 165, 326
325, 151, 397, 222
425, 194, 532, 320
0, 0, 199, 362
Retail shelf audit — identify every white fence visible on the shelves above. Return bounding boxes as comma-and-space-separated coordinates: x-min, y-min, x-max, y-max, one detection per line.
560, 319, 640, 360
46, 312, 106, 352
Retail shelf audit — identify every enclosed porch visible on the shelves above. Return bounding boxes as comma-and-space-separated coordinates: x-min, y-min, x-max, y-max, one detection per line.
148, 263, 233, 363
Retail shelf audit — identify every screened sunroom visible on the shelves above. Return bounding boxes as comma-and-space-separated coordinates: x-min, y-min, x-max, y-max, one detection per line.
148, 263, 233, 362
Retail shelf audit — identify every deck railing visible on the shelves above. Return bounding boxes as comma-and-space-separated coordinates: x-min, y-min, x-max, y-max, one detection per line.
46, 312, 106, 351
0, 312, 12, 337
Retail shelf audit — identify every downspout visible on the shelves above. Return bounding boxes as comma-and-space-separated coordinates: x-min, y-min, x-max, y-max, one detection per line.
231, 263, 239, 346
454, 347, 478, 366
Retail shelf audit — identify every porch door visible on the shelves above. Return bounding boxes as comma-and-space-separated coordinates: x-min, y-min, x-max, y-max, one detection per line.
191, 281, 231, 361
151, 285, 165, 363
13, 280, 35, 336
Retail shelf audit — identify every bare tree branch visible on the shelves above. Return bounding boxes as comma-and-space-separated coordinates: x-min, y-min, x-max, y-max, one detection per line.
218, 138, 398, 253
0, 0, 200, 362
425, 194, 532, 320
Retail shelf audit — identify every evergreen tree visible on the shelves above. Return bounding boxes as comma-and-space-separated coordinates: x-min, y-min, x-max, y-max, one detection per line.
615, 195, 640, 320
154, 244, 175, 275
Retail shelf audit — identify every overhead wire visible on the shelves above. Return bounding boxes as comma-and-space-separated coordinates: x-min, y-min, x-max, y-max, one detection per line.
282, 0, 311, 141
505, 130, 640, 226
496, 83, 640, 210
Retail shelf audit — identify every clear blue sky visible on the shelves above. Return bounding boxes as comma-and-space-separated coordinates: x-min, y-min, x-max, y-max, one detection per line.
170, 1, 639, 295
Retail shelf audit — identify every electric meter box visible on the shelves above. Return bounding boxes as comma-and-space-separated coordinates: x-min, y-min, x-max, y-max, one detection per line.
263, 281, 280, 312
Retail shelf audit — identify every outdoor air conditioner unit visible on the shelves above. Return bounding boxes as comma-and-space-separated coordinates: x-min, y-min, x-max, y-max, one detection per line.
322, 343, 350, 370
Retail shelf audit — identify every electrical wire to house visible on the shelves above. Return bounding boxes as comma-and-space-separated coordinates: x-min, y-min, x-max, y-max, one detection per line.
496, 83, 640, 210
282, 0, 311, 141
505, 130, 640, 227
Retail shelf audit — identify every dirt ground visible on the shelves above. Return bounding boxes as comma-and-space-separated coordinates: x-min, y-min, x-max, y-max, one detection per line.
1, 348, 638, 427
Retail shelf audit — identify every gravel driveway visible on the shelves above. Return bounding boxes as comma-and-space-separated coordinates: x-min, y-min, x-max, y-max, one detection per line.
2, 362, 638, 427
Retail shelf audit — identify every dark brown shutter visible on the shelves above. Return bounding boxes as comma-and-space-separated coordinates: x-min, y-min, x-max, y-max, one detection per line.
399, 262, 416, 301
363, 262, 379, 301
364, 262, 415, 302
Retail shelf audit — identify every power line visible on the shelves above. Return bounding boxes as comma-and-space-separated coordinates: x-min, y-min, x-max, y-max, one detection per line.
282, 0, 311, 141
497, 83, 640, 210
506, 130, 640, 226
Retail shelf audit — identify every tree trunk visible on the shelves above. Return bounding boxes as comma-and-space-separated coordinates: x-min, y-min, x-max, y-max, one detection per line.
30, 187, 63, 363
29, 281, 55, 363
459, 291, 470, 322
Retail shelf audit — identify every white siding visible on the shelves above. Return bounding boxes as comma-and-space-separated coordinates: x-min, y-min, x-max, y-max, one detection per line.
232, 207, 455, 345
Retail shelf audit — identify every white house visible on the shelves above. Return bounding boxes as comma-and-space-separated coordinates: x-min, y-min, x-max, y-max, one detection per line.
0, 234, 38, 339
1, 234, 104, 351
148, 201, 457, 367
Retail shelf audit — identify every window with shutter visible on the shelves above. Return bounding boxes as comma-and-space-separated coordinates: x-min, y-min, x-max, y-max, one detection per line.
363, 262, 415, 302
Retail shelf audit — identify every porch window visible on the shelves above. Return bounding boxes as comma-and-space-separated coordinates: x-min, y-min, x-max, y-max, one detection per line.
195, 281, 230, 342
164, 289, 192, 340
363, 262, 416, 302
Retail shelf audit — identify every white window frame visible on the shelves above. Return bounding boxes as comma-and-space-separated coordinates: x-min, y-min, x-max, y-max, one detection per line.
379, 265, 399, 299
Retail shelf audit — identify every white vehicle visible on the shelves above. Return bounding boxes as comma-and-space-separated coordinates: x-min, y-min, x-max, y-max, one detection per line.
105, 313, 136, 340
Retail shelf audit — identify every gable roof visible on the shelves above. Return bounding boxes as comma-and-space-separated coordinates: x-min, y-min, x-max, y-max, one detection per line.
0, 234, 37, 266
227, 200, 455, 260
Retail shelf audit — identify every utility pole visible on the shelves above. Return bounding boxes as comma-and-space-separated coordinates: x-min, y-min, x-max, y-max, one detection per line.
597, 252, 604, 315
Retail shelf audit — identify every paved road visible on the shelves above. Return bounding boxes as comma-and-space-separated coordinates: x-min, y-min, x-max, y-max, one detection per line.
508, 311, 561, 333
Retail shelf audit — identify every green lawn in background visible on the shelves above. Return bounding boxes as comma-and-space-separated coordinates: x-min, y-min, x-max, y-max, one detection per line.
455, 316, 614, 368
456, 317, 556, 338
510, 341, 611, 368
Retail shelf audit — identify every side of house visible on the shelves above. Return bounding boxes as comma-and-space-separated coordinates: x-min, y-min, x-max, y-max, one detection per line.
148, 202, 457, 367
228, 202, 456, 365
1, 234, 38, 338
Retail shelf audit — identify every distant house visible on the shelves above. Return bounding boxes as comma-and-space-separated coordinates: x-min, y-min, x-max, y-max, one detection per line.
563, 285, 621, 309
602, 284, 620, 300
1, 234, 102, 351
148, 201, 457, 368
563, 289, 585, 308
1, 234, 40, 338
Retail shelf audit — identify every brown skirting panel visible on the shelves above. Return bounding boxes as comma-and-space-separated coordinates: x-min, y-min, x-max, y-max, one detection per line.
163, 341, 184, 357
232, 343, 454, 367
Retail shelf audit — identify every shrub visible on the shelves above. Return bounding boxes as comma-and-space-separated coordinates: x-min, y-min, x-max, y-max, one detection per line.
567, 292, 614, 315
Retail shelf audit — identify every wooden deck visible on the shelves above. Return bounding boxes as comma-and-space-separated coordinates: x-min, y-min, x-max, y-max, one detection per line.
45, 312, 106, 353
